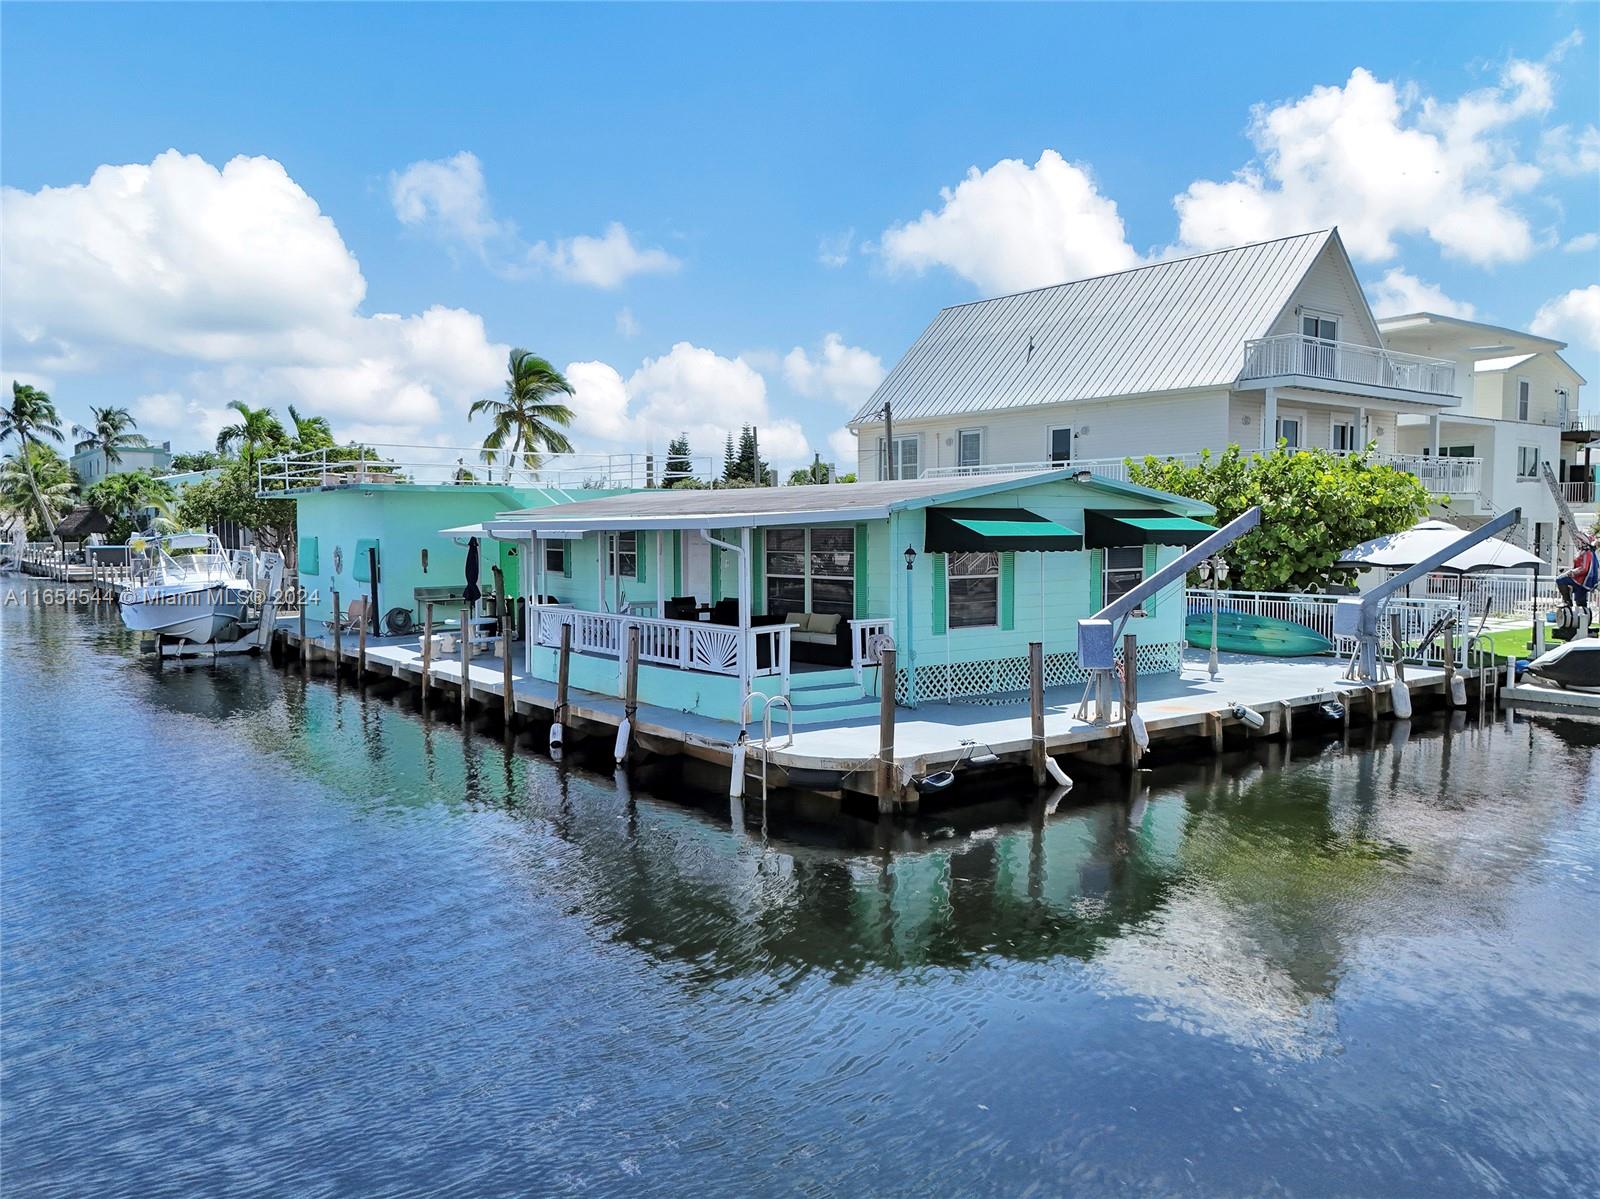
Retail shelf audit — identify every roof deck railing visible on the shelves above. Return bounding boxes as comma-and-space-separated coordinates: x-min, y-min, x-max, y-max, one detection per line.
256, 444, 717, 496
1240, 333, 1458, 399
923, 449, 1481, 496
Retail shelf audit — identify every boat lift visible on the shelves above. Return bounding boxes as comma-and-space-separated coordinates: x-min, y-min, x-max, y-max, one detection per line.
153, 550, 288, 660
1334, 508, 1521, 683
1076, 506, 1263, 723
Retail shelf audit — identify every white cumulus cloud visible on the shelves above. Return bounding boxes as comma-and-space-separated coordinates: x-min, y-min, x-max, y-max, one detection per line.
390, 151, 679, 288
1, 149, 508, 441
879, 149, 1141, 295
1531, 285, 1600, 352
1561, 231, 1598, 254
782, 334, 886, 407
828, 427, 859, 469
564, 342, 810, 468
1172, 46, 1574, 265
1366, 268, 1477, 319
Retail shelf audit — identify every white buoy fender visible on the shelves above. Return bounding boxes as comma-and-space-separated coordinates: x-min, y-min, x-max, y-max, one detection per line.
1390, 679, 1412, 719
1045, 755, 1073, 789
729, 743, 747, 799
613, 717, 631, 765
1230, 703, 1265, 731
1128, 710, 1149, 752
1449, 674, 1467, 707
549, 721, 564, 750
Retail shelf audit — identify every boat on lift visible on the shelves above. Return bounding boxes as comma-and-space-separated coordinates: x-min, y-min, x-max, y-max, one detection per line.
119, 531, 256, 644
1524, 637, 1600, 692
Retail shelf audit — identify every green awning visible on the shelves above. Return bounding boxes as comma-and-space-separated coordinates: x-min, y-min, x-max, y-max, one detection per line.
925, 506, 1083, 553
1085, 509, 1217, 549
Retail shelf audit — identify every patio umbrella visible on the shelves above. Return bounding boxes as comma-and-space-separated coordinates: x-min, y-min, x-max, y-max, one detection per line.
1337, 520, 1543, 574
463, 536, 482, 611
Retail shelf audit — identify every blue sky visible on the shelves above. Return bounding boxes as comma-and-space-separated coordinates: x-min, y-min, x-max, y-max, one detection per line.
3, 2, 1597, 471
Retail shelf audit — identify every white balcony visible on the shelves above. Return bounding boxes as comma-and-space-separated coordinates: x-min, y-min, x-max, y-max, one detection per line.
1240, 334, 1458, 401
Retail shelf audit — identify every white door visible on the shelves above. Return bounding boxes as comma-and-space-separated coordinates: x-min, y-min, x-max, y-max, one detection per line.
682, 534, 712, 603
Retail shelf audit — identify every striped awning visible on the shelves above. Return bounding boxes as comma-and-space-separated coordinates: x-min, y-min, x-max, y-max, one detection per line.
1085, 509, 1217, 549
924, 507, 1083, 553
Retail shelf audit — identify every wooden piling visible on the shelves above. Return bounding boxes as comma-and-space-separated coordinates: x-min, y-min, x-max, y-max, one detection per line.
331, 591, 342, 669
1121, 633, 1141, 768
876, 646, 898, 813
298, 597, 308, 667
1028, 641, 1046, 787
622, 624, 641, 759
421, 603, 434, 691
1280, 701, 1293, 743
1390, 614, 1406, 683
555, 621, 572, 727
459, 604, 471, 711
357, 603, 368, 677
491, 568, 514, 724
1206, 712, 1224, 754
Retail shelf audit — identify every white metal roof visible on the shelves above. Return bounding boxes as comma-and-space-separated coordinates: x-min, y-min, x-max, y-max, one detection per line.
474, 470, 1212, 537
1475, 353, 1539, 373
852, 229, 1336, 424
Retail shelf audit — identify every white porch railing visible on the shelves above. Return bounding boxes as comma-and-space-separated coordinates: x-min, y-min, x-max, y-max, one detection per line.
1240, 334, 1458, 399
1561, 481, 1596, 506
925, 449, 1481, 496
534, 607, 792, 692
848, 617, 894, 686
257, 444, 717, 495
1186, 589, 1467, 666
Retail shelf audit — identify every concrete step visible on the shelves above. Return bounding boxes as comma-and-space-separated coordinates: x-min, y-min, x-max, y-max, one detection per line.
790, 666, 858, 688
789, 680, 867, 707
788, 699, 882, 726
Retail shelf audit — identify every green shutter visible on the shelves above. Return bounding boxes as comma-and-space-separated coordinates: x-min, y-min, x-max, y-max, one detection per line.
353, 538, 379, 583
1000, 553, 1015, 631
710, 539, 722, 601
562, 539, 572, 578
931, 555, 948, 636
853, 524, 869, 617
636, 532, 647, 584
1142, 545, 1158, 615
751, 529, 764, 614
1089, 548, 1104, 610
297, 535, 319, 576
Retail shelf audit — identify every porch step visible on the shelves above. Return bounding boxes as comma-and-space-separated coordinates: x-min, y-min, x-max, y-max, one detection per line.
789, 666, 858, 688
788, 700, 882, 726
788, 679, 867, 706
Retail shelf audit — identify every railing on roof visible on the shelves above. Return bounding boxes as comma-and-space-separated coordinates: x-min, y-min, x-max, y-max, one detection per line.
256, 445, 716, 496
1240, 334, 1458, 399
923, 449, 1481, 496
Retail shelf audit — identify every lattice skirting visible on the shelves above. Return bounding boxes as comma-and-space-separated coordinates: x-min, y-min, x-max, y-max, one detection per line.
893, 642, 1183, 705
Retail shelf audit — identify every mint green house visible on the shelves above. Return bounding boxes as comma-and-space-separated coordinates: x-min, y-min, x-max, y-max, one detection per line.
473, 469, 1217, 724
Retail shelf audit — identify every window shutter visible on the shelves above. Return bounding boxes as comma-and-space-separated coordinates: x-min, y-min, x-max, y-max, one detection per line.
353, 538, 379, 583
1000, 553, 1015, 630
931, 555, 947, 636
562, 540, 572, 578
1089, 548, 1104, 610
1142, 546, 1158, 615
710, 539, 722, 602
297, 536, 319, 576
751, 529, 764, 613
636, 532, 647, 584
853, 524, 869, 618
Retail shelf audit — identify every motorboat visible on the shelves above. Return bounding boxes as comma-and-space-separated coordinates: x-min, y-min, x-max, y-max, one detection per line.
119, 531, 256, 644
1524, 637, 1600, 692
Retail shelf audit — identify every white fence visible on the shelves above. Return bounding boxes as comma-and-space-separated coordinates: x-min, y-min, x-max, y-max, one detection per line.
258, 444, 718, 494
534, 607, 792, 692
1240, 334, 1458, 398
1393, 571, 1562, 622
1186, 588, 1467, 666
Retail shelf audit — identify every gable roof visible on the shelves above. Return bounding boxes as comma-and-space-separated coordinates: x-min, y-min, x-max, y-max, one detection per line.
853, 228, 1340, 425
474, 469, 1212, 536
1475, 353, 1538, 373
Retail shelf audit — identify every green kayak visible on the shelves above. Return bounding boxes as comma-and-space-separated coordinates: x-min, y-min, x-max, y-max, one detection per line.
1186, 609, 1334, 657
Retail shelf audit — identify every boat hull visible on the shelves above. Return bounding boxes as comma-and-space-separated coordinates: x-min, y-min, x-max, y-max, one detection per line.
1524, 638, 1600, 692
120, 584, 250, 643
1186, 609, 1334, 658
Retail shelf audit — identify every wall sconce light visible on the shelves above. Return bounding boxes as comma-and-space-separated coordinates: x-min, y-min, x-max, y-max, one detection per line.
904, 545, 917, 571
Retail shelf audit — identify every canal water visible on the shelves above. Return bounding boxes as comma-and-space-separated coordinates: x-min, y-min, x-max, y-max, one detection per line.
4, 585, 1598, 1197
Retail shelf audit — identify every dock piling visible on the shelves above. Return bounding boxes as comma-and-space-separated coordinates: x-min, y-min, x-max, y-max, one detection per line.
1121, 633, 1142, 768
331, 591, 342, 670
459, 604, 471, 713
298, 599, 308, 669
621, 624, 640, 762
492, 567, 513, 724
421, 603, 433, 692
876, 646, 898, 813
551, 621, 571, 751
357, 603, 368, 678
1028, 641, 1046, 787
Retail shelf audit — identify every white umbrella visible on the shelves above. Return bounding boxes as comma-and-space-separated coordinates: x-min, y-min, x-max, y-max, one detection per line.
1337, 519, 1543, 574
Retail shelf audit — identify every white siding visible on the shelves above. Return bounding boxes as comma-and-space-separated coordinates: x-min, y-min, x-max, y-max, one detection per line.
1267, 240, 1382, 347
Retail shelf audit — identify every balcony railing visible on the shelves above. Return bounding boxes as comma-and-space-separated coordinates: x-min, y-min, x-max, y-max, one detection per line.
1241, 334, 1458, 399
257, 444, 716, 495
1562, 481, 1597, 507
1561, 412, 1600, 433
924, 449, 1481, 496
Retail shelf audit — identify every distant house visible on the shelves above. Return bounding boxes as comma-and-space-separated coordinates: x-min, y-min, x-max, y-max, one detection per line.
849, 228, 1590, 561
70, 438, 172, 485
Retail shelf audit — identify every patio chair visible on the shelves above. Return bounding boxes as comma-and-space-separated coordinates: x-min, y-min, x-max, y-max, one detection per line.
324, 596, 369, 636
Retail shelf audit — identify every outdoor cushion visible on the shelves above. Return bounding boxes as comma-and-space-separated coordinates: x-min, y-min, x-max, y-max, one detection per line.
792, 631, 834, 645
809, 612, 842, 635
784, 612, 805, 627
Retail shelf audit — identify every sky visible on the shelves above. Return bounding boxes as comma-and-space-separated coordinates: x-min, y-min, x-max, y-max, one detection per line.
2, 2, 1597, 475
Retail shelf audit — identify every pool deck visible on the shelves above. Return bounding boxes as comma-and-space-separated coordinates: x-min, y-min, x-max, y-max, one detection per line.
274, 619, 1470, 802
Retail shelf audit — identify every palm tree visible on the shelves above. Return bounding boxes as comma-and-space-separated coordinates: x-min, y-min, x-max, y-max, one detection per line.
469, 349, 575, 481
84, 470, 176, 541
87, 405, 149, 466
1, 382, 66, 539
214, 400, 285, 466
286, 404, 334, 450
0, 443, 76, 541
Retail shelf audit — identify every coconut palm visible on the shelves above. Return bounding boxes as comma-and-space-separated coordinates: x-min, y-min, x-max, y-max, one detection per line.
469, 349, 575, 481
0, 443, 76, 541
286, 404, 334, 450
86, 405, 150, 466
84, 470, 176, 542
214, 400, 286, 465
1, 382, 66, 539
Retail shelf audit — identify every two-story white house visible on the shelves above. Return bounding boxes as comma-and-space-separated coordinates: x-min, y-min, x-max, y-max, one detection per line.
69, 437, 173, 485
850, 228, 1588, 562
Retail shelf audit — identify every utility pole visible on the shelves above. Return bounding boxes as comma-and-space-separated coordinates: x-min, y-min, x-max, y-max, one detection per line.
882, 401, 895, 481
